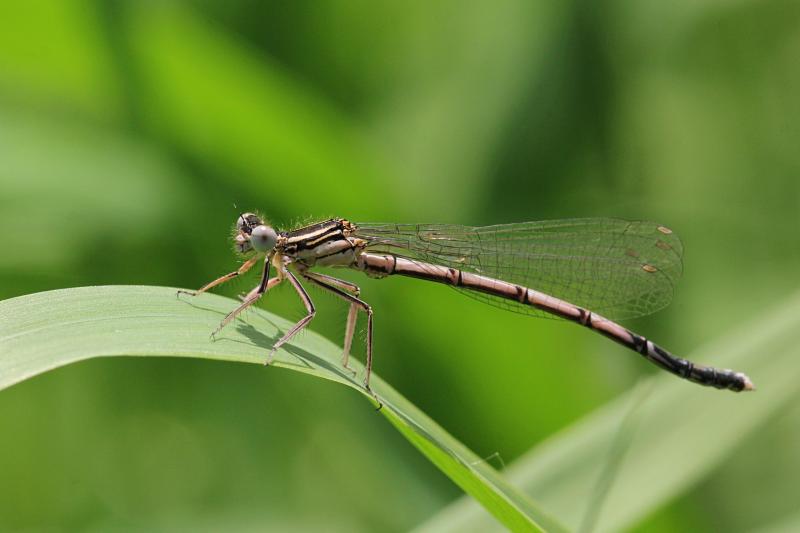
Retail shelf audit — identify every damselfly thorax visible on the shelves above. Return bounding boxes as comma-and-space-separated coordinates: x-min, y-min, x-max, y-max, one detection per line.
179, 213, 754, 397
281, 218, 365, 268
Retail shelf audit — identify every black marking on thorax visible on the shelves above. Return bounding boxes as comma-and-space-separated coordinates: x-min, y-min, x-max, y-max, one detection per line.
284, 219, 348, 254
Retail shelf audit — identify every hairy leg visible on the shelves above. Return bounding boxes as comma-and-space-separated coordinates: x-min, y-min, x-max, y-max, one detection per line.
177, 255, 260, 297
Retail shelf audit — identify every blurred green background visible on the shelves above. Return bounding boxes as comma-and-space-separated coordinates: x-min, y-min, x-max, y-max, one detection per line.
1, 1, 798, 531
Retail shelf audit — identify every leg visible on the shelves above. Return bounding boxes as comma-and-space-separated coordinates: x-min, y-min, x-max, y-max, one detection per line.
239, 277, 281, 302
178, 255, 260, 296
302, 272, 361, 372
213, 256, 277, 336
265, 268, 316, 364
342, 304, 359, 371
302, 271, 361, 294
302, 272, 374, 392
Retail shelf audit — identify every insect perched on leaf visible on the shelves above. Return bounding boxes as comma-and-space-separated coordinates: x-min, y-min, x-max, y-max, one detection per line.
179, 214, 754, 395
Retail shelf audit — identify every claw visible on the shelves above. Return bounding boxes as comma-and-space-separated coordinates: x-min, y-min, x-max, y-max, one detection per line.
364, 383, 382, 411
342, 362, 358, 377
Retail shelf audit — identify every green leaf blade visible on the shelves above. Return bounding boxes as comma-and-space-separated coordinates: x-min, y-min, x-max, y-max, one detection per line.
415, 291, 800, 532
0, 285, 566, 533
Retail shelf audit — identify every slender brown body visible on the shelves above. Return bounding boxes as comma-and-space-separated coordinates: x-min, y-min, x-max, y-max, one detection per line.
353, 251, 751, 392
182, 215, 753, 395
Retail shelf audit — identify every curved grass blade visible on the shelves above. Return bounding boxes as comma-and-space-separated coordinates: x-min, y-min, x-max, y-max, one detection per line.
414, 291, 800, 532
0, 285, 566, 533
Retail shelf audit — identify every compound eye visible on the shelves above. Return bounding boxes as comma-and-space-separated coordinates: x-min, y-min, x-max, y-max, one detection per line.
237, 213, 263, 234
250, 225, 277, 252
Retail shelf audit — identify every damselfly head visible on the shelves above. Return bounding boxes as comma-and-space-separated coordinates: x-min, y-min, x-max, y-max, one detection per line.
236, 213, 263, 234
234, 212, 277, 254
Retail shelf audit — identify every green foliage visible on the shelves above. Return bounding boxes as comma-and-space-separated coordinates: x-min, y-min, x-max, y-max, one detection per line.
0, 285, 564, 533
1, 0, 799, 531
417, 291, 800, 532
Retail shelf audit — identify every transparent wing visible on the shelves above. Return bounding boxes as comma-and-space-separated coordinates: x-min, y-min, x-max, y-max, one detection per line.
354, 219, 684, 320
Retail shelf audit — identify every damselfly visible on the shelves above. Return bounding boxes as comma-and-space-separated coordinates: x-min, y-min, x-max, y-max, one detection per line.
179, 214, 754, 393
